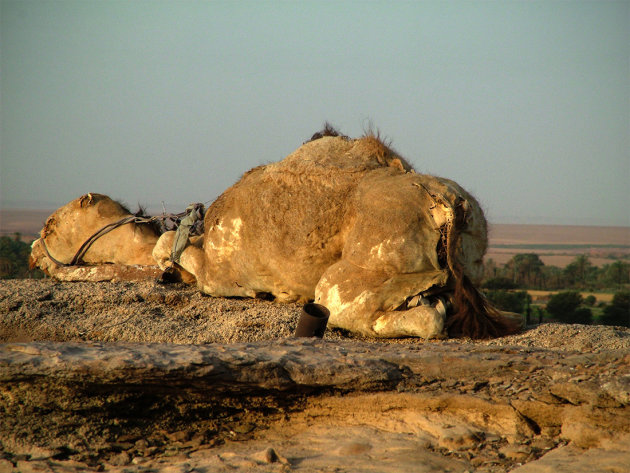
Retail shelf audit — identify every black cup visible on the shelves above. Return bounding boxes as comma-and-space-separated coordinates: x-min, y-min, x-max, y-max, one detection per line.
295, 303, 330, 338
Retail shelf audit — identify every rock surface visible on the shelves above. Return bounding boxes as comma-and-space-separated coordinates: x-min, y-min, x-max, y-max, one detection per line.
0, 279, 629, 472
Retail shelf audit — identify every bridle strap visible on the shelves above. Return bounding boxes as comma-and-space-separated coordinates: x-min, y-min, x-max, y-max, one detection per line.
41, 215, 149, 267
39, 204, 204, 267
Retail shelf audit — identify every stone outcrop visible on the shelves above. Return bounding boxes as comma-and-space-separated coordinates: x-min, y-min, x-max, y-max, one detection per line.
1, 337, 628, 472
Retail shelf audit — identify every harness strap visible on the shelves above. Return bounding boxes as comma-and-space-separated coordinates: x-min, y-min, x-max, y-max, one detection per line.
70, 216, 138, 265
40, 206, 204, 268
40, 215, 140, 267
39, 238, 72, 267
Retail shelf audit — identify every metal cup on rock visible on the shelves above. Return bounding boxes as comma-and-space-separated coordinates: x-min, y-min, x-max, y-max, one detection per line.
295, 303, 330, 338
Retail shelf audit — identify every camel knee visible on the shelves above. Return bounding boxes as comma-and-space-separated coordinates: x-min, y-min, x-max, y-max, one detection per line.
372, 298, 448, 339
152, 232, 201, 285
153, 232, 176, 269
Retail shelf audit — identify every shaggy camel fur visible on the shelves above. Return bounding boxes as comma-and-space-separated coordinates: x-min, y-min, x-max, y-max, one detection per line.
153, 132, 519, 339
30, 193, 163, 282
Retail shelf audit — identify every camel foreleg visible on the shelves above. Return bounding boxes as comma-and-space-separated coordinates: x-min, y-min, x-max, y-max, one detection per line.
315, 260, 450, 339
152, 231, 201, 285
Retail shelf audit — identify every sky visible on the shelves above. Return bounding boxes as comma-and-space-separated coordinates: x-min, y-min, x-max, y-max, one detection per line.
1, 0, 628, 226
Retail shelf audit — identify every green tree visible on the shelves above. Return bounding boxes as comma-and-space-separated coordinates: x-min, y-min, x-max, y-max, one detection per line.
599, 261, 630, 289
546, 291, 589, 324
564, 255, 596, 288
505, 253, 545, 288
540, 265, 565, 290
482, 277, 518, 290
0, 234, 43, 279
572, 307, 593, 325
600, 292, 630, 327
485, 290, 531, 314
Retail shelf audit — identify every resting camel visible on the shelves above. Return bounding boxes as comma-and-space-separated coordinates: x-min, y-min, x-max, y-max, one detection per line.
29, 193, 165, 282
30, 129, 519, 338
151, 129, 520, 339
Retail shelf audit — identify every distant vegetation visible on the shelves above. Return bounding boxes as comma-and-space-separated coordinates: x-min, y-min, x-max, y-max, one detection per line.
0, 234, 44, 279
483, 253, 630, 291
491, 243, 630, 250
2, 237, 628, 328
482, 253, 630, 327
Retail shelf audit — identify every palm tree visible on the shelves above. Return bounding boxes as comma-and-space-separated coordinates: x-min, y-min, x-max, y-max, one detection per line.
564, 255, 595, 288
506, 253, 544, 287
601, 261, 630, 288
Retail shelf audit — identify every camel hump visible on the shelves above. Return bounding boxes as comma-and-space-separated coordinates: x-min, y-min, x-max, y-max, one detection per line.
352, 134, 414, 172
280, 133, 415, 174
305, 124, 411, 171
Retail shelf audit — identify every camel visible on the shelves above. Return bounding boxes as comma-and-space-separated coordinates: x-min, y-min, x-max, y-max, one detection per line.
153, 129, 521, 339
29, 193, 165, 282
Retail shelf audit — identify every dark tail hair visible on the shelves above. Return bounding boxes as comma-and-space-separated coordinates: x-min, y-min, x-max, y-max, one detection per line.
446, 199, 521, 339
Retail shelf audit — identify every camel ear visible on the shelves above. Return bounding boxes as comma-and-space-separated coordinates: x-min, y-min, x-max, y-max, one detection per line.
79, 193, 95, 207
389, 158, 405, 172
460, 199, 471, 225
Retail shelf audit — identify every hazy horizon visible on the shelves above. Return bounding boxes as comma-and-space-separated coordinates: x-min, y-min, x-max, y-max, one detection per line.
2, 1, 629, 227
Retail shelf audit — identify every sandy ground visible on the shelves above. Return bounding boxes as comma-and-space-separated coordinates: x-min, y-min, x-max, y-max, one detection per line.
1, 278, 629, 351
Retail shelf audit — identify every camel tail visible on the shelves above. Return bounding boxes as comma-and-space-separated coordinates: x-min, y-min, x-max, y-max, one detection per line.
447, 270, 521, 339
445, 199, 522, 339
